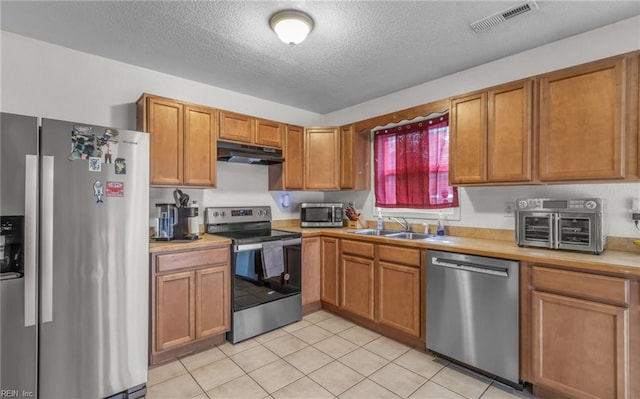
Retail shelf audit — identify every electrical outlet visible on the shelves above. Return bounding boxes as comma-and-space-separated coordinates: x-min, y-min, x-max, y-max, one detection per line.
504, 202, 515, 217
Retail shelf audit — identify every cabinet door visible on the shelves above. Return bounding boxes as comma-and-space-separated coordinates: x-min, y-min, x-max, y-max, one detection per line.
487, 80, 533, 182
255, 119, 283, 148
305, 127, 340, 190
339, 125, 371, 190
449, 93, 487, 184
377, 262, 420, 337
148, 97, 184, 185
532, 290, 629, 399
302, 237, 321, 307
219, 111, 254, 143
340, 125, 355, 189
340, 255, 375, 320
195, 266, 230, 339
284, 125, 304, 189
156, 271, 196, 351
184, 106, 217, 187
539, 57, 626, 181
320, 237, 339, 306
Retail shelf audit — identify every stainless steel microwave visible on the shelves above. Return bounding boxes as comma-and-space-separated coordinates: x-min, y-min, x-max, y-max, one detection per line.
300, 202, 344, 227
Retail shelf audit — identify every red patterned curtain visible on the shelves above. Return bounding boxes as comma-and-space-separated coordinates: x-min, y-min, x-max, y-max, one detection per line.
374, 114, 458, 209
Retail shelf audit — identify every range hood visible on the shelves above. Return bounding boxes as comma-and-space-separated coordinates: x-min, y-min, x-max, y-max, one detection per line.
217, 141, 284, 165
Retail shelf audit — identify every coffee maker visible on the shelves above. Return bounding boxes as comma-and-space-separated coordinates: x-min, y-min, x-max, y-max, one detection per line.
154, 203, 178, 241
173, 189, 200, 240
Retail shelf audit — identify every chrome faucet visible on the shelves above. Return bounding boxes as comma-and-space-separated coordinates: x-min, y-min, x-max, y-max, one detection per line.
389, 217, 410, 231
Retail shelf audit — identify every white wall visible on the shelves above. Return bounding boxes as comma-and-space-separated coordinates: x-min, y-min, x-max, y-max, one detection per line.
325, 16, 640, 238
0, 31, 325, 225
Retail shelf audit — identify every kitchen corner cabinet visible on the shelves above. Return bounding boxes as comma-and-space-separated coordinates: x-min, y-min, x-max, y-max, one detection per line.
340, 240, 375, 320
376, 245, 422, 338
529, 265, 632, 399
268, 125, 304, 190
320, 237, 340, 306
449, 79, 533, 185
538, 57, 626, 181
301, 236, 321, 312
150, 245, 230, 365
305, 127, 340, 190
340, 124, 371, 190
219, 111, 283, 148
137, 94, 217, 187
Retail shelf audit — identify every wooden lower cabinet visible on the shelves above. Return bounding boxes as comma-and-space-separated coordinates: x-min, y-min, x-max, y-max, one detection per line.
528, 265, 632, 399
195, 266, 230, 338
150, 245, 230, 365
340, 255, 375, 320
377, 261, 421, 338
302, 236, 322, 312
320, 237, 339, 306
156, 271, 196, 351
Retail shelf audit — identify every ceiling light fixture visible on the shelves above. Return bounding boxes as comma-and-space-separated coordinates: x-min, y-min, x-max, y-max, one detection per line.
269, 10, 314, 46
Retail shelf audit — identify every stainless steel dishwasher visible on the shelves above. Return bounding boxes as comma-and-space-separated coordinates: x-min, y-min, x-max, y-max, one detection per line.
426, 250, 521, 388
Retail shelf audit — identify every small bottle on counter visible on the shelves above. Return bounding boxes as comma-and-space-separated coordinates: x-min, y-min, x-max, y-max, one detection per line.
437, 214, 445, 236
376, 209, 384, 230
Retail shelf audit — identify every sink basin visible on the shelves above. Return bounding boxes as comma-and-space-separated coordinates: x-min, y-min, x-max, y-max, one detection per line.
384, 232, 436, 240
351, 229, 443, 241
351, 229, 401, 236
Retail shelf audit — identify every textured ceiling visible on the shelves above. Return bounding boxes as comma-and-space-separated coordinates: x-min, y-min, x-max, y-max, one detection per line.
1, 1, 639, 114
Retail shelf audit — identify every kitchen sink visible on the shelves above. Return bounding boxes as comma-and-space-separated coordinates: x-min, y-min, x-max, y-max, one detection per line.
351, 229, 442, 241
384, 232, 436, 240
351, 229, 401, 236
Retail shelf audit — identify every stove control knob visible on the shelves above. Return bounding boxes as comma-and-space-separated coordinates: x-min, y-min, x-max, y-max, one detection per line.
517, 200, 528, 209
212, 211, 219, 217
585, 200, 597, 209
220, 211, 226, 217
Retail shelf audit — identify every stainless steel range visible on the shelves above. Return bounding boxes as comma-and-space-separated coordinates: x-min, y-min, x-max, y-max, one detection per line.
205, 206, 302, 343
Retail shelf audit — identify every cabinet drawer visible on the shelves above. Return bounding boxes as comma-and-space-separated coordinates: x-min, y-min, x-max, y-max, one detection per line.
341, 240, 374, 258
531, 266, 629, 306
157, 247, 229, 273
378, 245, 421, 267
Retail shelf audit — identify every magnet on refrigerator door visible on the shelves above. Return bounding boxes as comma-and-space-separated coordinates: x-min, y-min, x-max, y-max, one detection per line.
106, 181, 124, 197
88, 157, 102, 172
93, 180, 104, 203
114, 157, 126, 175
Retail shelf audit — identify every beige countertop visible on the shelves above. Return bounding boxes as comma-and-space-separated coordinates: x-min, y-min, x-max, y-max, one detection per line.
149, 234, 231, 253
278, 226, 640, 278
148, 226, 639, 277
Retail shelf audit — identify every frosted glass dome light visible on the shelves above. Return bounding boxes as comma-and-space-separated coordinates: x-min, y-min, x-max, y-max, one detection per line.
270, 10, 314, 46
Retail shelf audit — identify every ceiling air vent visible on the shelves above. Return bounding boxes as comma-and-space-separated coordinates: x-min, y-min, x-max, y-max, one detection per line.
470, 1, 538, 33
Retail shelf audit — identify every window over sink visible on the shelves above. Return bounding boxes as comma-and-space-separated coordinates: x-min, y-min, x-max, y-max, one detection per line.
374, 113, 458, 215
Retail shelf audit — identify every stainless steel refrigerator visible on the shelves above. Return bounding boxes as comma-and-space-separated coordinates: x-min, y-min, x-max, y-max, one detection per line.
0, 113, 149, 398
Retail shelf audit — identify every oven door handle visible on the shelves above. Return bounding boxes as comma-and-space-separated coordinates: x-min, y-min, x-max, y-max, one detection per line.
234, 237, 301, 253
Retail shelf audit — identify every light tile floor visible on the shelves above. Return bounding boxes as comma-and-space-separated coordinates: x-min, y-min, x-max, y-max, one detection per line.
146, 310, 536, 399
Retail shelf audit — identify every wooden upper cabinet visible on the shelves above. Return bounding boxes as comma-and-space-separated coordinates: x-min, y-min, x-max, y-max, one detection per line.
145, 96, 184, 186
487, 80, 533, 182
305, 127, 340, 190
219, 111, 254, 144
284, 125, 304, 189
449, 92, 487, 184
269, 125, 304, 190
137, 94, 217, 187
450, 79, 533, 185
255, 118, 283, 148
184, 105, 217, 187
340, 124, 371, 190
538, 57, 626, 181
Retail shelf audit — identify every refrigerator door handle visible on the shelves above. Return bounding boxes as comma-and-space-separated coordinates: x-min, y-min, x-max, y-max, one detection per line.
24, 155, 38, 327
42, 155, 54, 323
